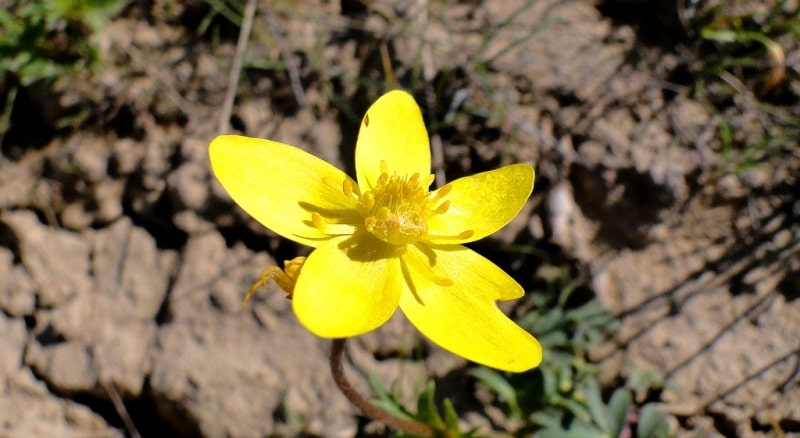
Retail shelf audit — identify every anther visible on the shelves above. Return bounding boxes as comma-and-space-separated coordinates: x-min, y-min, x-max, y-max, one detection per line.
427, 229, 475, 241
376, 207, 391, 220
432, 276, 454, 286
432, 184, 452, 200
422, 174, 435, 188
402, 252, 454, 288
456, 230, 474, 239
311, 212, 325, 231
310, 212, 357, 236
380, 160, 389, 174
343, 178, 355, 198
434, 200, 451, 214
361, 192, 375, 211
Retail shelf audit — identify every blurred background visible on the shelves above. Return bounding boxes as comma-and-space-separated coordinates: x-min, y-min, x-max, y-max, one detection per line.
1, 0, 798, 436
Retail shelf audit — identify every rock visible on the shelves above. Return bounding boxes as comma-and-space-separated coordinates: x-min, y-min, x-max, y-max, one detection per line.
0, 315, 27, 385
25, 342, 97, 393
69, 134, 111, 183
109, 138, 145, 177
0, 159, 38, 209
60, 202, 94, 231
25, 218, 175, 398
0, 318, 103, 436
93, 179, 125, 225
172, 209, 217, 234
546, 182, 598, 261
0, 247, 37, 317
150, 232, 356, 437
0, 368, 121, 437
2, 211, 92, 308
167, 161, 209, 211
91, 217, 175, 320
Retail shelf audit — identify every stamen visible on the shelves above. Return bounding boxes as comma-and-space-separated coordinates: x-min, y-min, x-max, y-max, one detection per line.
427, 229, 474, 240
377, 172, 389, 186
343, 178, 354, 198
431, 184, 452, 200
311, 212, 324, 231
361, 192, 375, 211
376, 207, 390, 220
357, 170, 440, 245
311, 212, 357, 236
432, 276, 454, 286
323, 223, 358, 235
402, 252, 454, 289
434, 200, 450, 214
379, 160, 389, 174
455, 230, 474, 239
422, 174, 435, 188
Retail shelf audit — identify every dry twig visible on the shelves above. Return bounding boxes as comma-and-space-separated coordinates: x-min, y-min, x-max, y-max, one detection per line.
218, 0, 257, 134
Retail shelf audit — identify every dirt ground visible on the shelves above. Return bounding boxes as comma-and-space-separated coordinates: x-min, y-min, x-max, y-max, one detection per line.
1, 0, 799, 437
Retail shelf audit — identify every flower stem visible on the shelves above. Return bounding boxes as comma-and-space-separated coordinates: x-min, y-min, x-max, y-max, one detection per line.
329, 338, 434, 437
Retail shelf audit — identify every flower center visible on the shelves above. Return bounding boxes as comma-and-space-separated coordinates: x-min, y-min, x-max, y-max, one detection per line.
310, 161, 473, 245
358, 174, 428, 245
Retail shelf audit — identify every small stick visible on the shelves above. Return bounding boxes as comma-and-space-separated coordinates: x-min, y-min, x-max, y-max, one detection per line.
414, 0, 447, 187
266, 10, 307, 108
218, 0, 257, 133
102, 380, 141, 438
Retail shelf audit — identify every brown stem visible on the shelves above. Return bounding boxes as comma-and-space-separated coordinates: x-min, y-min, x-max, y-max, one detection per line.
330, 338, 434, 437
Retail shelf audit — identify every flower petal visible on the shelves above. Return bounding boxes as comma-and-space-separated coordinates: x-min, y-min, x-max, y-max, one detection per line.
293, 235, 402, 338
399, 243, 541, 372
209, 135, 358, 247
355, 90, 431, 191
427, 164, 534, 244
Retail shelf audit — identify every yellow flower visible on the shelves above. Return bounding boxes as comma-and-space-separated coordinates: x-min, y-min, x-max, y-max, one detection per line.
209, 90, 542, 372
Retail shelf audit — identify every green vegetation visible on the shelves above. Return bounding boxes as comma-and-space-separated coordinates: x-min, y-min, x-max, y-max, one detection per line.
0, 0, 126, 86
0, 0, 127, 140
369, 272, 671, 437
691, 0, 800, 174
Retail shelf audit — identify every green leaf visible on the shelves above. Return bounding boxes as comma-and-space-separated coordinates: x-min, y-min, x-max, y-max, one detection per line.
529, 409, 565, 429
367, 373, 391, 401
607, 388, 632, 437
469, 367, 523, 419
701, 28, 739, 42
442, 398, 460, 431
538, 307, 565, 333
558, 397, 591, 423
583, 381, 608, 432
567, 300, 609, 322
415, 382, 444, 428
367, 374, 415, 421
637, 404, 670, 438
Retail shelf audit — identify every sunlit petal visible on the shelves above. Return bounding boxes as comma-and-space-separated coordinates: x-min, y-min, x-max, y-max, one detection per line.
355, 90, 431, 191
399, 243, 542, 372
427, 164, 534, 244
210, 135, 358, 247
293, 235, 402, 338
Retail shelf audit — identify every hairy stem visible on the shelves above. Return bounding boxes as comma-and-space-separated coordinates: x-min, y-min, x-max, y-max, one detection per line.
329, 338, 434, 437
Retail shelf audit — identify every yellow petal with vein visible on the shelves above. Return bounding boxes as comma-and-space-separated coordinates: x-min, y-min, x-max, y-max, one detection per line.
355, 91, 431, 191
293, 235, 402, 337
399, 243, 541, 372
209, 135, 357, 247
427, 164, 534, 244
